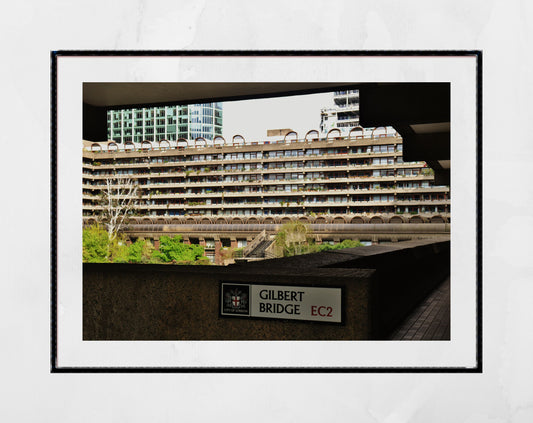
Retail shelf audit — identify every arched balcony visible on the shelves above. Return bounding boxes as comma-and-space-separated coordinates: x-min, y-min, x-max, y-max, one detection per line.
141, 140, 152, 151
232, 135, 245, 147
349, 126, 365, 140
371, 126, 388, 139
195, 137, 207, 148
177, 138, 188, 150
370, 216, 384, 224
326, 128, 341, 141
159, 139, 170, 151
214, 136, 225, 147
107, 142, 118, 152
283, 131, 298, 144
305, 130, 320, 142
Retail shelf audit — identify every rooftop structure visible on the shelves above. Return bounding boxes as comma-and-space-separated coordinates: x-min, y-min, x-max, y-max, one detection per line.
320, 90, 360, 134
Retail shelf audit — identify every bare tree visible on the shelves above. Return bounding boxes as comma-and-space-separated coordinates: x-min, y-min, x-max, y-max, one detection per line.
97, 176, 140, 242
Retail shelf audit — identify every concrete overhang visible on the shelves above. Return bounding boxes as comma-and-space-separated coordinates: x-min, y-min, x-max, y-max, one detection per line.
358, 83, 450, 185
83, 82, 354, 109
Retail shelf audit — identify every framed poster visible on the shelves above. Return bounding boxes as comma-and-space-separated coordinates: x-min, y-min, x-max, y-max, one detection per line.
52, 51, 480, 371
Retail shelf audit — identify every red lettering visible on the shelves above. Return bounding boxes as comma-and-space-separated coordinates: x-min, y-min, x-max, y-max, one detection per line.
311, 305, 334, 318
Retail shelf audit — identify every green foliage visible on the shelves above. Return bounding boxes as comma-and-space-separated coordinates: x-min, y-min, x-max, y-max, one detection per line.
110, 239, 130, 263
189, 257, 211, 265
312, 239, 363, 252
152, 235, 206, 264
82, 227, 208, 265
110, 238, 157, 264
219, 247, 244, 261
274, 221, 313, 257
82, 224, 110, 263
232, 247, 244, 258
125, 238, 156, 263
273, 222, 362, 257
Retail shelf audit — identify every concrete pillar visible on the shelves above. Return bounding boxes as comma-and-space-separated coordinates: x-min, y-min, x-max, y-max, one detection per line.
230, 238, 238, 249
153, 237, 160, 249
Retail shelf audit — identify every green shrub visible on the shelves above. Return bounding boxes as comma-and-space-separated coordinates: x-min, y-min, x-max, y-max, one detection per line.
152, 235, 206, 263
124, 238, 157, 263
82, 224, 109, 263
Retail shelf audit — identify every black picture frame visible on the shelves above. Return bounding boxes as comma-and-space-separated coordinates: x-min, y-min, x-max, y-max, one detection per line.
51, 50, 482, 373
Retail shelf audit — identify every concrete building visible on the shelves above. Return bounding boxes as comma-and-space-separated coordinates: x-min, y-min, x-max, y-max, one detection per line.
82, 127, 450, 263
320, 90, 361, 134
106, 103, 223, 143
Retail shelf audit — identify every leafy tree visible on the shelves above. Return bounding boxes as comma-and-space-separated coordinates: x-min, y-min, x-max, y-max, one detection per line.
82, 224, 110, 263
274, 221, 313, 257
152, 235, 206, 264
273, 222, 363, 257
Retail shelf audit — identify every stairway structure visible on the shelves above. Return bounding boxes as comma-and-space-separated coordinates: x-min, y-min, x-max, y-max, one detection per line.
240, 230, 274, 261
246, 240, 273, 259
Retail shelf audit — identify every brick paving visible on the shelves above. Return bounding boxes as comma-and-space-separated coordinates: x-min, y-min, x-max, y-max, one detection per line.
388, 276, 450, 340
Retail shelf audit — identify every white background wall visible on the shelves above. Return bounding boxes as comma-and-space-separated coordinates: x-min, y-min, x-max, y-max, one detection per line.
1, 0, 532, 421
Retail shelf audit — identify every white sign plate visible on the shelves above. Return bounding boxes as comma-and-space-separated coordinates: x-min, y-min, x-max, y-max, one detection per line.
221, 283, 343, 323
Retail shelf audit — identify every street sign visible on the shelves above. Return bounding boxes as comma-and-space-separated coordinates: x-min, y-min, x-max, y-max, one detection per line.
221, 282, 343, 323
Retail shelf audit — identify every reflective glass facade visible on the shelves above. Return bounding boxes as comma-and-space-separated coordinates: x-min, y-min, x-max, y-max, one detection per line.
107, 103, 223, 143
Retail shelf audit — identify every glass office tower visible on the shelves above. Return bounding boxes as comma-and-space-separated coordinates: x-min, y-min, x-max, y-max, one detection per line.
107, 103, 223, 143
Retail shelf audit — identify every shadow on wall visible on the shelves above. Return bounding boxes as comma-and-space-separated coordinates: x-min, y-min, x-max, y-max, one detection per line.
83, 239, 450, 341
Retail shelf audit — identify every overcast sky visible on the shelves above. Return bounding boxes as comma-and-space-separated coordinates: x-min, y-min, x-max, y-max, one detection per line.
222, 91, 332, 141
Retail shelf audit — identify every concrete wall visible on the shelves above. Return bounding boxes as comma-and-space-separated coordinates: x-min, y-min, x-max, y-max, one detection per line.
83, 239, 449, 340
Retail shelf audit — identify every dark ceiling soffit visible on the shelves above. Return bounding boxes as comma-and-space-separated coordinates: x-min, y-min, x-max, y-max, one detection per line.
358, 83, 450, 127
83, 83, 366, 110
402, 132, 450, 161
427, 163, 450, 186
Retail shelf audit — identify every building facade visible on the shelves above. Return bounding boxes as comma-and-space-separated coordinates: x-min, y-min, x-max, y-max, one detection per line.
320, 90, 361, 135
107, 103, 223, 144
83, 127, 450, 263
83, 127, 449, 218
